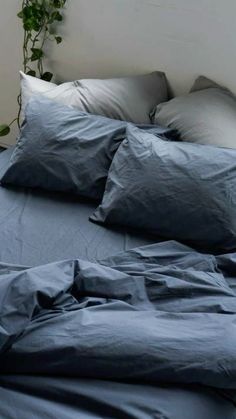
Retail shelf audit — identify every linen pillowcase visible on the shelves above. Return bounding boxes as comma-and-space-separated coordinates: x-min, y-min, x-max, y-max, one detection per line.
153, 76, 236, 149
91, 125, 236, 252
1, 97, 174, 201
189, 75, 224, 92
20, 70, 169, 124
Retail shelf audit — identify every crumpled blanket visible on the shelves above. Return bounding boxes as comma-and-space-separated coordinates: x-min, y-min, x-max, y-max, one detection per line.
0, 240, 236, 396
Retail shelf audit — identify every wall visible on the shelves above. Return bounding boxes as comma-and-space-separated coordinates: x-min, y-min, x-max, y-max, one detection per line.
1, 0, 236, 146
0, 0, 21, 146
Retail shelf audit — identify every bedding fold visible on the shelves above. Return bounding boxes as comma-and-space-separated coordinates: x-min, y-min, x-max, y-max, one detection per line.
1, 240, 236, 394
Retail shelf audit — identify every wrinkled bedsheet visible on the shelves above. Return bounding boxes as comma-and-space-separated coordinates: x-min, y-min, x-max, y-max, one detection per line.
0, 148, 156, 267
1, 240, 236, 418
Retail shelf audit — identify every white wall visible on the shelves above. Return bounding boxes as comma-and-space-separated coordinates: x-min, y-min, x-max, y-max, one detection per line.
0, 0, 21, 146
1, 0, 236, 146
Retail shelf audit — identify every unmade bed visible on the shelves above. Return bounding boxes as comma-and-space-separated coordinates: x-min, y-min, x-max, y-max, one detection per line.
1, 72, 236, 419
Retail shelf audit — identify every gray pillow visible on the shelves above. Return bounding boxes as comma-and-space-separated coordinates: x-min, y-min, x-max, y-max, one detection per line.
91, 125, 236, 252
153, 76, 236, 149
76, 72, 169, 124
190, 75, 221, 92
1, 97, 174, 201
21, 71, 169, 124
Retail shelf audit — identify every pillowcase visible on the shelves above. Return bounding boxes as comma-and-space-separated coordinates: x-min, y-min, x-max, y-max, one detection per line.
153, 75, 236, 149
1, 97, 174, 201
20, 70, 169, 124
91, 125, 236, 252
190, 75, 224, 92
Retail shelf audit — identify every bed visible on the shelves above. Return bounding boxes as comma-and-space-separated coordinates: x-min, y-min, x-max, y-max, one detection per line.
1, 72, 236, 419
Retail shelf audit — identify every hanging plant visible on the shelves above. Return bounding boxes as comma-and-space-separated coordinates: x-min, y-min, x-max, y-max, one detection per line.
0, 0, 67, 137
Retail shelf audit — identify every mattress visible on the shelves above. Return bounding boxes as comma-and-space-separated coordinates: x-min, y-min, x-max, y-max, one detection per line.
0, 148, 155, 267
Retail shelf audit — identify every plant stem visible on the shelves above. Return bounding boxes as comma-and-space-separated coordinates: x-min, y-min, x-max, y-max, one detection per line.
9, 118, 18, 127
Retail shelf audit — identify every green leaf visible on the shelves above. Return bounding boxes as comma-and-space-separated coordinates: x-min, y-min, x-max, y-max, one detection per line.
26, 70, 36, 77
55, 11, 63, 21
53, 0, 62, 8
41, 72, 53, 82
0, 124, 10, 137
20, 4, 45, 31
31, 48, 43, 62
55, 36, 62, 44
23, 18, 40, 32
17, 10, 23, 19
51, 11, 63, 22
21, 6, 32, 19
53, 0, 66, 8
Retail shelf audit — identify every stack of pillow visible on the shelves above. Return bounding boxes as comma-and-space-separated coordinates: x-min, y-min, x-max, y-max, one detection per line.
2, 71, 236, 253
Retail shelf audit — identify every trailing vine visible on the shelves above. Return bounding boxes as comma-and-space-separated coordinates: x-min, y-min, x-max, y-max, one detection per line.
0, 0, 67, 137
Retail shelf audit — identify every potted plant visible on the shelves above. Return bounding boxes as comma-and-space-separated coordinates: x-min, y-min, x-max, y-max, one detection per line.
0, 0, 67, 137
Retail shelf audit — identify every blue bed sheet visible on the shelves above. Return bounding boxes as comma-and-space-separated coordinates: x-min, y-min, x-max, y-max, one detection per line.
0, 148, 155, 267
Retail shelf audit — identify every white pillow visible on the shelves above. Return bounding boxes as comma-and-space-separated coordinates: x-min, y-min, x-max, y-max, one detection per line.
20, 71, 82, 123
20, 71, 169, 124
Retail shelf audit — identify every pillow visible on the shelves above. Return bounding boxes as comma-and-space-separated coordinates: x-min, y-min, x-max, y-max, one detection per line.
91, 125, 236, 252
1, 97, 174, 201
153, 76, 236, 149
20, 70, 169, 124
190, 75, 224, 92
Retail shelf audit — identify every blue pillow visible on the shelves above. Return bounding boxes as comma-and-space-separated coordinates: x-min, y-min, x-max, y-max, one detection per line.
91, 125, 236, 251
1, 97, 175, 200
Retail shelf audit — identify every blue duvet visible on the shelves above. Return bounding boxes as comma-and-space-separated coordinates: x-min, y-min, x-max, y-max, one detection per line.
0, 240, 236, 418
